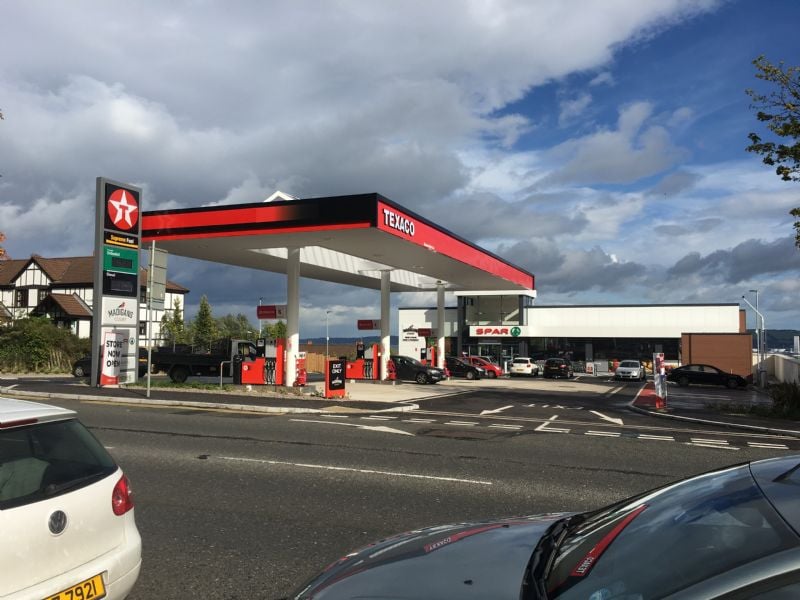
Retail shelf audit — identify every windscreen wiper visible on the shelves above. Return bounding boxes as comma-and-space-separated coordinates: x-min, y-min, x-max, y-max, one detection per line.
523, 514, 585, 600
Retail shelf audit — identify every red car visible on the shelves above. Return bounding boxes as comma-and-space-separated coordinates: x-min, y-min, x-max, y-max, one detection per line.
467, 356, 504, 378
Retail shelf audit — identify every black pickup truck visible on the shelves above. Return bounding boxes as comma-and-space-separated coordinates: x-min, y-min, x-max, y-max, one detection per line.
151, 338, 257, 383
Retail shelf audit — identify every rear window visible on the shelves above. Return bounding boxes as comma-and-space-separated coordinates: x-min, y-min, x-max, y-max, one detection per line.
0, 419, 117, 510
513, 358, 530, 365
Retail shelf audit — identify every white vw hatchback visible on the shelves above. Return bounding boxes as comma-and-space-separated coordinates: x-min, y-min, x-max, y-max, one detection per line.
0, 397, 141, 599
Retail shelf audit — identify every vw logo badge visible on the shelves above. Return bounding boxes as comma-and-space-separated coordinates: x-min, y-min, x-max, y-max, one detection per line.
49, 510, 68, 535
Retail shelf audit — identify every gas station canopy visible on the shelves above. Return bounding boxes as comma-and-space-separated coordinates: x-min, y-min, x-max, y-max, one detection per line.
142, 193, 534, 293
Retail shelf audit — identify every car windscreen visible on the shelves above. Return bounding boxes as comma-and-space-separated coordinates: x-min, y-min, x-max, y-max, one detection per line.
618, 361, 639, 368
546, 465, 799, 599
512, 358, 530, 364
0, 419, 117, 510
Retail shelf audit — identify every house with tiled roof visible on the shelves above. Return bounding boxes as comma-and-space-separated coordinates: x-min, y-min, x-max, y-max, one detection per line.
0, 255, 188, 343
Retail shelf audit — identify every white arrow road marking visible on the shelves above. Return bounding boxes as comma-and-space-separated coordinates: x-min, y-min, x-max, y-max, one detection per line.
290, 418, 414, 436
589, 410, 624, 426
220, 456, 492, 485
480, 405, 514, 416
535, 415, 570, 434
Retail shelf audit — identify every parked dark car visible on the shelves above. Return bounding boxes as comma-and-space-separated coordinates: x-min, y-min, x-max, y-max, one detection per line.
72, 348, 149, 379
444, 356, 483, 380
292, 455, 800, 599
542, 357, 574, 379
666, 363, 748, 389
389, 355, 445, 384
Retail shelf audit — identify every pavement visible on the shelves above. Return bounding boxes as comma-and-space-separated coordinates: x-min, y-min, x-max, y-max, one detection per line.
2, 374, 799, 438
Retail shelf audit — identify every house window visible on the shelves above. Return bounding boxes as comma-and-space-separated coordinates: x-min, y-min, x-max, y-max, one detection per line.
14, 289, 27, 308
38, 289, 48, 303
139, 322, 147, 336
140, 288, 147, 304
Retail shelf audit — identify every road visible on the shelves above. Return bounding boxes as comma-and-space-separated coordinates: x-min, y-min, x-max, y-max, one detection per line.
18, 383, 794, 600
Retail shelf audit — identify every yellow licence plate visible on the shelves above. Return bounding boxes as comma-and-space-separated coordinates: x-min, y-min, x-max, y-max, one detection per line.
45, 574, 106, 600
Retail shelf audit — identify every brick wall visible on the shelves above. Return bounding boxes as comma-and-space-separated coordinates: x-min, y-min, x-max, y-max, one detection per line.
680, 333, 752, 378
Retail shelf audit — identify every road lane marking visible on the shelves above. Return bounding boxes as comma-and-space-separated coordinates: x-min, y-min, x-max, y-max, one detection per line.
639, 434, 675, 441
321, 414, 349, 418
290, 418, 414, 436
748, 442, 790, 449
586, 431, 621, 437
589, 410, 624, 426
535, 415, 570, 434
691, 438, 730, 445
445, 421, 478, 426
360, 416, 397, 421
488, 424, 523, 430
219, 456, 492, 485
403, 418, 435, 423
480, 405, 514, 416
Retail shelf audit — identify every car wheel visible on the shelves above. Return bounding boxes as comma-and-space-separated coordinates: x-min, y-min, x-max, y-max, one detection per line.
726, 378, 739, 390
678, 376, 689, 387
73, 365, 86, 377
487, 371, 497, 379
415, 372, 428, 385
170, 366, 190, 384
465, 370, 476, 380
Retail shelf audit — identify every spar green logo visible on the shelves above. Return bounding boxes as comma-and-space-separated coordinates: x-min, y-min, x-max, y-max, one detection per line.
510, 326, 521, 337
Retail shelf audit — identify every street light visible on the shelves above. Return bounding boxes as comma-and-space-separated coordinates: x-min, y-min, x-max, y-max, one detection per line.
742, 295, 766, 387
749, 289, 760, 376
325, 310, 331, 360
258, 297, 263, 337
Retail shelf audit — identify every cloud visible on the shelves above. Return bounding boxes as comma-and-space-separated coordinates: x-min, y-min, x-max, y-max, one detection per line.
648, 170, 701, 196
589, 72, 615, 87
667, 236, 800, 283
559, 93, 593, 126
541, 102, 689, 185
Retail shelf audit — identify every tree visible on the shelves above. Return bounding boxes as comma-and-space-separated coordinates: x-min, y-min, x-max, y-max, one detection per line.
216, 313, 257, 339
160, 297, 188, 347
263, 320, 287, 340
746, 55, 800, 248
0, 232, 8, 261
190, 295, 218, 350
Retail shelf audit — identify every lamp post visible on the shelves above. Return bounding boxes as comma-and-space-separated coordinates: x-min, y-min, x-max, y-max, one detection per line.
258, 297, 263, 338
325, 310, 331, 360
742, 295, 766, 387
748, 289, 760, 376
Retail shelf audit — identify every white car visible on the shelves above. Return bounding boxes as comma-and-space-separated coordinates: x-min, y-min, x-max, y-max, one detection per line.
614, 359, 646, 381
0, 397, 141, 599
509, 356, 539, 377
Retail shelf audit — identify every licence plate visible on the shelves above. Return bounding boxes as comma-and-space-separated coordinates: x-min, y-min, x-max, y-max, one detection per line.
45, 574, 106, 600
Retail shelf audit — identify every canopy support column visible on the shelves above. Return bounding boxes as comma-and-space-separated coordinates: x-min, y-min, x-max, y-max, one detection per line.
285, 247, 300, 387
437, 281, 445, 369
380, 270, 391, 381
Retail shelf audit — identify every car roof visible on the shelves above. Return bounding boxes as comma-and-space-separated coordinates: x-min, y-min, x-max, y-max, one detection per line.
0, 396, 76, 428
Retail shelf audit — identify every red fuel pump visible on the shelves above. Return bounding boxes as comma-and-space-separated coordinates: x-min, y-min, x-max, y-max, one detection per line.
294, 351, 307, 387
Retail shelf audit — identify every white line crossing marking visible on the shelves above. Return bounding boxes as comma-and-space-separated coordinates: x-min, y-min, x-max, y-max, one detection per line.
488, 424, 523, 430
403, 418, 436, 423
639, 434, 675, 441
748, 442, 790, 449
445, 421, 479, 426
688, 442, 739, 450
586, 431, 621, 437
220, 456, 492, 485
321, 414, 349, 419
691, 438, 730, 445
360, 416, 396, 421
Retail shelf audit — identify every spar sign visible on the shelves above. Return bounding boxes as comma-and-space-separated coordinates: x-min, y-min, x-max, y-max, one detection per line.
469, 325, 531, 337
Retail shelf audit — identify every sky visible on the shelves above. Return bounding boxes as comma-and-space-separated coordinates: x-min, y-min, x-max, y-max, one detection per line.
1, 0, 799, 336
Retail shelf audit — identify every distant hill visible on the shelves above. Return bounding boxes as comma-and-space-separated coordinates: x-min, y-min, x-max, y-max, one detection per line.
747, 329, 799, 350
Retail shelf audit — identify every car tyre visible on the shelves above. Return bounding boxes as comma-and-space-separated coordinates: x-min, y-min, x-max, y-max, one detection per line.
726, 378, 739, 390
487, 371, 496, 379
466, 371, 476, 380
170, 366, 190, 383
678, 376, 689, 387
415, 372, 428, 385
73, 365, 86, 377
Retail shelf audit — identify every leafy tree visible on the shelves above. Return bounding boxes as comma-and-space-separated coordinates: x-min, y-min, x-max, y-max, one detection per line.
0, 317, 88, 372
746, 55, 800, 248
216, 313, 257, 339
160, 297, 188, 347
263, 320, 287, 340
190, 295, 218, 350
0, 232, 8, 261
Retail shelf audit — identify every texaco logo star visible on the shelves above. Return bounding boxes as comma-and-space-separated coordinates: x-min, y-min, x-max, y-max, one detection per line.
107, 189, 139, 230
